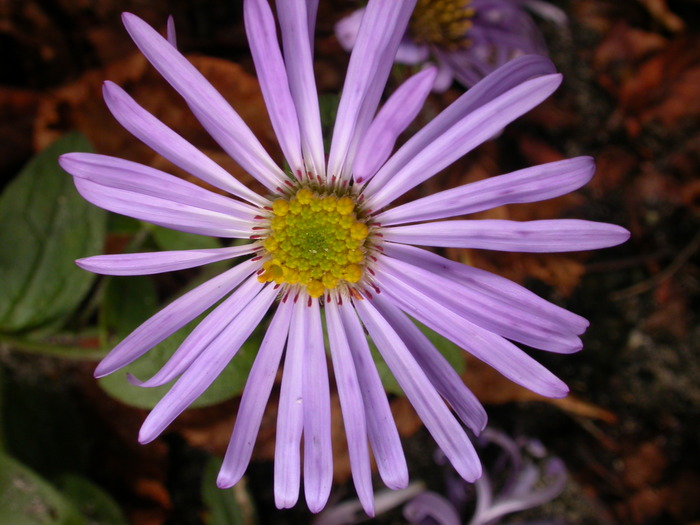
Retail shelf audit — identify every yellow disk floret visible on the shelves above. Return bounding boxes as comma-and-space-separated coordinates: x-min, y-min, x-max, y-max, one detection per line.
410, 0, 475, 50
258, 188, 370, 298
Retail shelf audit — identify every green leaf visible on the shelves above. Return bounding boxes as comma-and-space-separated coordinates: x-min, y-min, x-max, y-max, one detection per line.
58, 475, 128, 525
0, 451, 85, 525
151, 225, 222, 251
370, 318, 465, 396
202, 457, 255, 525
0, 133, 107, 333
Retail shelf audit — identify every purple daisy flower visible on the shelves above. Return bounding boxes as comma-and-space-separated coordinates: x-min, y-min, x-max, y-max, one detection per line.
336, 0, 567, 91
59, 0, 628, 516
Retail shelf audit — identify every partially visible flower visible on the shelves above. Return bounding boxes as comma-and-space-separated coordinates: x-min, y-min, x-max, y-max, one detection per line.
316, 429, 568, 525
60, 0, 627, 516
336, 0, 567, 91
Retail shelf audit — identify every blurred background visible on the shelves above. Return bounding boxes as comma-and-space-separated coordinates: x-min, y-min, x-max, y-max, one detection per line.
0, 0, 699, 524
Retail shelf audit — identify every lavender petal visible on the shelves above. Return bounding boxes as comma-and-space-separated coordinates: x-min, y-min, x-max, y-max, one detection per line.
383, 219, 631, 253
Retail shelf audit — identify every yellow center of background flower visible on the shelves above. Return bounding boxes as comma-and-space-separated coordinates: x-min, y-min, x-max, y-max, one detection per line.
410, 0, 475, 50
258, 188, 369, 298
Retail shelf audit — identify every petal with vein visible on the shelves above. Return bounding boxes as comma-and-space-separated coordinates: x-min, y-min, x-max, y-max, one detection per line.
384, 242, 588, 335
354, 298, 482, 482
121, 13, 286, 191
365, 73, 563, 210
380, 257, 582, 353
375, 268, 569, 398
129, 277, 263, 388
371, 295, 488, 433
326, 300, 374, 517
353, 67, 437, 184
94, 259, 258, 377
77, 245, 255, 276
102, 81, 265, 206
303, 299, 332, 513
377, 156, 595, 225
363, 55, 556, 202
274, 298, 307, 509
275, 0, 325, 178
245, 0, 303, 173
138, 283, 277, 443
383, 219, 631, 253
218, 300, 293, 487
327, 0, 417, 181
339, 302, 408, 490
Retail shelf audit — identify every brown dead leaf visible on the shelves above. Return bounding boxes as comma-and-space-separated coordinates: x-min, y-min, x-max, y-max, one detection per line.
0, 87, 40, 178
636, 0, 685, 33
463, 356, 617, 423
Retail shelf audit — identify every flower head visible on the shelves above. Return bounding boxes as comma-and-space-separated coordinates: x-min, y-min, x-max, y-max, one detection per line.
336, 0, 567, 91
60, 0, 628, 516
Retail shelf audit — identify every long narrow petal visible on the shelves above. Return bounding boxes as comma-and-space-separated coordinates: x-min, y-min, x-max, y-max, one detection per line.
364, 73, 563, 210
275, 0, 325, 178
383, 219, 631, 253
374, 267, 569, 398
339, 301, 408, 490
376, 157, 596, 225
102, 81, 266, 206
380, 257, 582, 353
326, 301, 374, 517
61, 153, 255, 219
306, 0, 319, 47
121, 13, 286, 191
138, 283, 277, 443
354, 298, 482, 482
94, 259, 258, 377
274, 298, 307, 509
244, 0, 303, 172
130, 277, 263, 387
303, 299, 333, 513
352, 67, 438, 184
327, 0, 417, 181
218, 300, 294, 488
77, 245, 256, 276
62, 153, 253, 237
363, 55, 556, 203
383, 242, 588, 335
73, 175, 251, 238
371, 295, 488, 433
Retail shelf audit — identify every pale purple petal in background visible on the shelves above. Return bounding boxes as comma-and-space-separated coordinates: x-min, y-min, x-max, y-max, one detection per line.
166, 15, 176, 47
218, 300, 294, 488
403, 492, 461, 525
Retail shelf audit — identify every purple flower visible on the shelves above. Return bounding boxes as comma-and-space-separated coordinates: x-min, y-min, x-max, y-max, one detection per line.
59, 0, 628, 516
336, 0, 567, 91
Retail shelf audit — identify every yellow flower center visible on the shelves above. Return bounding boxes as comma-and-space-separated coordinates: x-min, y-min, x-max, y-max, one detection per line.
409, 0, 475, 50
257, 188, 370, 298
